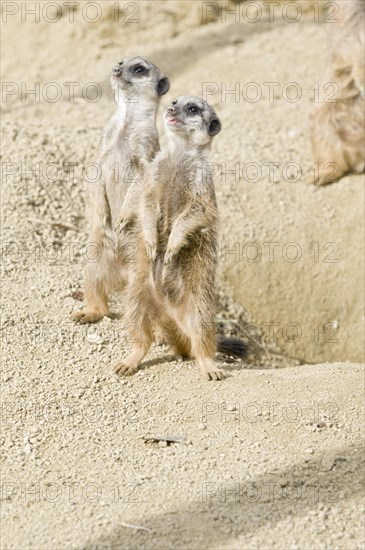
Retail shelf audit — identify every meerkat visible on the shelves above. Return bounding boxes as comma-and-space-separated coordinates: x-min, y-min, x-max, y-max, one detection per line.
308, 0, 365, 185
113, 96, 246, 381
72, 56, 170, 323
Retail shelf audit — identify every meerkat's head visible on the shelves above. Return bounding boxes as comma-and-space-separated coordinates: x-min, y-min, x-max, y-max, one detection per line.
164, 96, 222, 146
111, 56, 170, 103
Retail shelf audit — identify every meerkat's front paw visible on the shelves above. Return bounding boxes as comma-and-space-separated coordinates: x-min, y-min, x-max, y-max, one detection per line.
114, 214, 131, 233
164, 233, 183, 263
71, 309, 107, 323
164, 246, 178, 264
114, 362, 138, 376
145, 242, 157, 261
305, 172, 335, 187
303, 173, 318, 185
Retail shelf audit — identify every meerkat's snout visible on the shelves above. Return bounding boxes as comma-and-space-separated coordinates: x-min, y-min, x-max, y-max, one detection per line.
165, 101, 183, 128
112, 64, 123, 77
165, 96, 222, 144
110, 56, 170, 98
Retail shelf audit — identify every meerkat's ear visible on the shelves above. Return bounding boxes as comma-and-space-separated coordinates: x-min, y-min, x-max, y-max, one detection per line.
157, 76, 170, 96
208, 117, 222, 137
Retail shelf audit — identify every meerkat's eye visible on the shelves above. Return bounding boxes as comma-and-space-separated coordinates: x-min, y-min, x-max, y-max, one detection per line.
132, 64, 147, 75
187, 104, 199, 114
172, 99, 177, 105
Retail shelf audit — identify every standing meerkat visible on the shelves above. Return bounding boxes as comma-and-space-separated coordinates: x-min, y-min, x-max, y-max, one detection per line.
72, 56, 170, 323
309, 0, 364, 185
114, 96, 245, 381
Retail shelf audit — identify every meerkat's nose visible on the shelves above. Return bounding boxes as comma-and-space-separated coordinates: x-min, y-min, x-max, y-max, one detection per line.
167, 106, 176, 114
112, 65, 122, 76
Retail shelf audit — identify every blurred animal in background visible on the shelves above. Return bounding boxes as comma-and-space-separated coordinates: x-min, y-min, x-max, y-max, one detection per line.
309, 0, 365, 185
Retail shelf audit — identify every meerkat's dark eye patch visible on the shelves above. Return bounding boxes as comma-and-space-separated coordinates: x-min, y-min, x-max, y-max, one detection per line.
207, 117, 222, 136
157, 76, 170, 96
172, 99, 177, 105
186, 104, 200, 115
132, 64, 148, 75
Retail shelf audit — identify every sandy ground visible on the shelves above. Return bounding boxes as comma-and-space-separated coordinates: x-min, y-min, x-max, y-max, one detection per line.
1, 1, 364, 549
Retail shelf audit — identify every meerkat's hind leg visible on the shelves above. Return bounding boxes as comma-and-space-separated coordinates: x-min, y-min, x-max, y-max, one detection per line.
114, 317, 154, 376
154, 309, 192, 359
114, 280, 155, 376
71, 310, 108, 323
198, 357, 225, 381
175, 305, 225, 381
71, 267, 111, 323
71, 223, 119, 323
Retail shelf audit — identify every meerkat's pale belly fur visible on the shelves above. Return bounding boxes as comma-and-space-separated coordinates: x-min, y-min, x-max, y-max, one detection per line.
152, 151, 218, 304
72, 108, 160, 323
100, 105, 159, 225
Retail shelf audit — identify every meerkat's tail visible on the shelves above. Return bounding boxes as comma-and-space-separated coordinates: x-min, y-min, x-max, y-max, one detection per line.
217, 337, 247, 358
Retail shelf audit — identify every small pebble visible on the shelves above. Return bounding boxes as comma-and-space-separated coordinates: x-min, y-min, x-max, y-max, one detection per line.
317, 421, 327, 429
23, 443, 32, 455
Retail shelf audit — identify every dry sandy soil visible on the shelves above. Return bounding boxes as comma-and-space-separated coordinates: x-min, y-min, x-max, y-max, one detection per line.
1, 1, 364, 549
